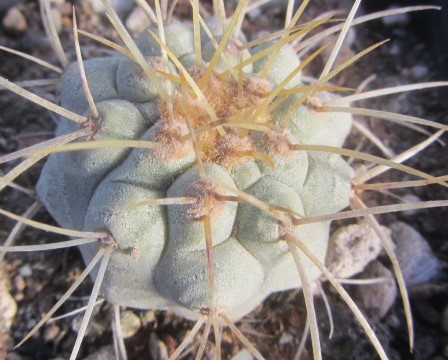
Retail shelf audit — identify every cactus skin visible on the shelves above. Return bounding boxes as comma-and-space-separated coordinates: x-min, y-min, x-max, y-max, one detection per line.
36, 19, 353, 321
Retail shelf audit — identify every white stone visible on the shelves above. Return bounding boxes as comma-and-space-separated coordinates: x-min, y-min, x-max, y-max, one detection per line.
326, 222, 389, 279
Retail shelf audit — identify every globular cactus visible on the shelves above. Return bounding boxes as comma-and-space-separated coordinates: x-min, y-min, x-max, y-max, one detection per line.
0, 1, 447, 359
36, 16, 353, 322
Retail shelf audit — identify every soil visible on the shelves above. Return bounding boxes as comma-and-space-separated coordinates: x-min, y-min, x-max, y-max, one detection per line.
0, 1, 447, 360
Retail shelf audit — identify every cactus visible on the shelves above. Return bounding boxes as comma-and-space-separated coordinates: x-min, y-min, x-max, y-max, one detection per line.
0, 1, 447, 359
36, 15, 354, 322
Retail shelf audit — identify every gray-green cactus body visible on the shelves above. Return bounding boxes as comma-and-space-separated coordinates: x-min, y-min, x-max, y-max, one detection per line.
37, 19, 353, 321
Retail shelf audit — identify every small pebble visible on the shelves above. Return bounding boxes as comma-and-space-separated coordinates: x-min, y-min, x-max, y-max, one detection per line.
43, 323, 60, 342
354, 260, 397, 318
2, 6, 27, 34
400, 194, 423, 216
126, 6, 151, 35
279, 332, 293, 345
231, 349, 254, 360
391, 221, 440, 287
18, 264, 32, 277
410, 64, 429, 79
149, 332, 168, 360
388, 43, 401, 56
140, 309, 156, 326
247, 7, 262, 20
120, 310, 141, 338
72, 308, 106, 337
